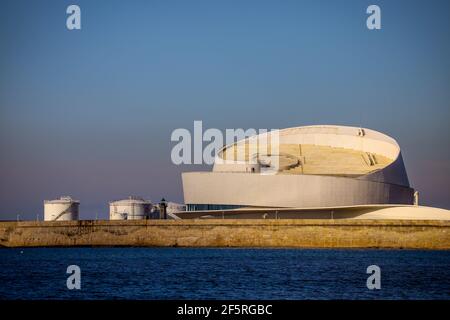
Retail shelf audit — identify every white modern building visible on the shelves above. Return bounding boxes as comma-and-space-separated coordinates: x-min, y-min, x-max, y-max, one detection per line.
166, 202, 186, 215
182, 125, 416, 212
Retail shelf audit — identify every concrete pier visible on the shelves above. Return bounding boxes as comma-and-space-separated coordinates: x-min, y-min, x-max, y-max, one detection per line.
0, 219, 449, 249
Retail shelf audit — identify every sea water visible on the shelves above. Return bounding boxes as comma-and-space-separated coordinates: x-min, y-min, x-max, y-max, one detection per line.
0, 248, 449, 300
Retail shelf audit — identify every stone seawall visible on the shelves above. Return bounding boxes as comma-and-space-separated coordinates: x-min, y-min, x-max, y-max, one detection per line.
0, 219, 449, 249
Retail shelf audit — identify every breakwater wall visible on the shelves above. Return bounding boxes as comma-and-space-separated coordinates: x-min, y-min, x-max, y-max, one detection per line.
0, 219, 449, 249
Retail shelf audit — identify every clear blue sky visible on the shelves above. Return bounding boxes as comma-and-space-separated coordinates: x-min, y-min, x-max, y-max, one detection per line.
0, 0, 449, 219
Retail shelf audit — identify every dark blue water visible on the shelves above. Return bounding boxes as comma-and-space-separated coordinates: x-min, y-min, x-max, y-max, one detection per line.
0, 248, 449, 300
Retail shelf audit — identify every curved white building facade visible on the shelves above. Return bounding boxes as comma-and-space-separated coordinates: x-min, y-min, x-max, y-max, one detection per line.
182, 125, 415, 210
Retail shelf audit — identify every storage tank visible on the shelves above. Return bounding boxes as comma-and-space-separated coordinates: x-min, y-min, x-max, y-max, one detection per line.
109, 196, 152, 220
44, 196, 79, 221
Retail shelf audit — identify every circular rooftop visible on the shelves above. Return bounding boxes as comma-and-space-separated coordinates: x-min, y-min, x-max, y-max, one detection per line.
214, 125, 404, 180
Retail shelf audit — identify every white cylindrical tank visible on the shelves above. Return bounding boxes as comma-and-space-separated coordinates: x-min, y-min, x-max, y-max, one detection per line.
109, 196, 152, 220
44, 196, 79, 221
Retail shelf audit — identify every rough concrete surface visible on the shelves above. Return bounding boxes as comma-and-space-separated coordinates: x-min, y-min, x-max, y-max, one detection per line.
0, 219, 449, 249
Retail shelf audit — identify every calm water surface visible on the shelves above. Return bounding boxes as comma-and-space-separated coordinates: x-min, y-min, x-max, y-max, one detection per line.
0, 248, 449, 300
